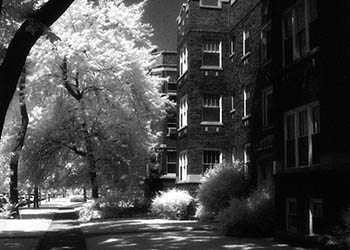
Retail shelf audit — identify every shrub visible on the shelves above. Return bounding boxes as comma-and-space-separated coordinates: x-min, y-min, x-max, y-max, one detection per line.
217, 186, 274, 236
196, 161, 248, 220
150, 188, 194, 220
78, 201, 103, 222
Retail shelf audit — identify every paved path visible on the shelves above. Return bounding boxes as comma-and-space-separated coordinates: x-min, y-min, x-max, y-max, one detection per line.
36, 207, 87, 250
0, 198, 310, 250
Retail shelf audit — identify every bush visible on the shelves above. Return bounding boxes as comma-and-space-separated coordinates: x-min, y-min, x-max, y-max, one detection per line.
196, 161, 248, 220
78, 197, 148, 222
78, 201, 103, 222
150, 188, 194, 220
217, 186, 274, 236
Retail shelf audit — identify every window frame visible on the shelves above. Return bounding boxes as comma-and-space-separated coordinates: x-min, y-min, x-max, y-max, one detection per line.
179, 44, 188, 77
283, 101, 320, 168
281, 0, 318, 66
262, 87, 273, 128
244, 143, 251, 174
201, 94, 222, 124
243, 89, 251, 118
201, 40, 222, 69
202, 149, 222, 173
243, 28, 251, 57
179, 95, 188, 129
261, 23, 272, 64
178, 151, 188, 182
286, 198, 298, 233
309, 198, 323, 235
166, 150, 177, 174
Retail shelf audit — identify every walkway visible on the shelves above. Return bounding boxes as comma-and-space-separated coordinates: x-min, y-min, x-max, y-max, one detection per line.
0, 198, 309, 250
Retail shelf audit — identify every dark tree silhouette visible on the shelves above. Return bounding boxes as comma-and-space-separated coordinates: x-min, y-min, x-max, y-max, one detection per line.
0, 0, 75, 138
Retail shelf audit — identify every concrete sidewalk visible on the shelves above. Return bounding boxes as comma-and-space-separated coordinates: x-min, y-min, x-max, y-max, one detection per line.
0, 199, 310, 250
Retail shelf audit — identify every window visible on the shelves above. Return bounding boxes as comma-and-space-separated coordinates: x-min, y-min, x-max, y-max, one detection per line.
284, 102, 320, 168
244, 143, 251, 174
178, 151, 188, 181
202, 95, 222, 123
261, 24, 272, 63
231, 91, 236, 113
167, 121, 177, 136
167, 82, 177, 93
243, 89, 251, 117
282, 0, 319, 65
179, 44, 188, 76
202, 40, 222, 68
230, 35, 235, 56
200, 0, 222, 8
167, 151, 177, 174
243, 28, 251, 57
262, 87, 273, 127
309, 199, 323, 235
286, 198, 297, 232
203, 150, 221, 173
258, 157, 273, 185
179, 95, 188, 129
231, 147, 236, 163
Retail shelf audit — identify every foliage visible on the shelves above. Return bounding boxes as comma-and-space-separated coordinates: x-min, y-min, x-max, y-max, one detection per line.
78, 196, 148, 222
150, 188, 195, 220
217, 186, 274, 236
20, 0, 168, 194
196, 161, 248, 220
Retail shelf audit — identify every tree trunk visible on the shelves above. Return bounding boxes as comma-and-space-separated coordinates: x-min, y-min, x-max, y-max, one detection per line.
33, 186, 39, 208
83, 185, 87, 202
9, 68, 28, 205
0, 0, 75, 138
61, 57, 99, 199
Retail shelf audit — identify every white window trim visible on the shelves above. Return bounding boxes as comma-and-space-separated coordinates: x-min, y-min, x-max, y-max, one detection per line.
244, 143, 251, 174
178, 150, 188, 182
286, 198, 297, 233
179, 44, 188, 77
243, 28, 251, 57
262, 86, 273, 128
201, 95, 222, 124
201, 41, 223, 70
200, 0, 229, 9
261, 22, 272, 64
309, 198, 323, 235
243, 89, 251, 118
202, 149, 222, 173
281, 0, 314, 66
179, 95, 188, 130
283, 101, 320, 168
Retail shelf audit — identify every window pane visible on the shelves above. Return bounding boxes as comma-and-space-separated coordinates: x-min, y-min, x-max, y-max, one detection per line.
287, 140, 296, 168
312, 106, 320, 134
298, 110, 308, 137
201, 0, 219, 7
287, 114, 295, 139
298, 136, 309, 166
203, 52, 220, 66
283, 11, 293, 64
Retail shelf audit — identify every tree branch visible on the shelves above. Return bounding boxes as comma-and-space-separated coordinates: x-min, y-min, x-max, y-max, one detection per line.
0, 0, 75, 138
61, 56, 82, 101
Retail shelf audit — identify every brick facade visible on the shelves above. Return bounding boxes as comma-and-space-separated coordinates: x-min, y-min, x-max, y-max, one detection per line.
175, 0, 350, 241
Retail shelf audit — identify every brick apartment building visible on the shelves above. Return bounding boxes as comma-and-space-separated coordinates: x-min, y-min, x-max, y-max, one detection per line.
149, 51, 178, 190
175, 0, 350, 240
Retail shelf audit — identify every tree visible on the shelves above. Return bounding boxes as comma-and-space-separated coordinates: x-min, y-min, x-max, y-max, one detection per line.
24, 0, 167, 198
9, 67, 28, 205
0, 0, 75, 138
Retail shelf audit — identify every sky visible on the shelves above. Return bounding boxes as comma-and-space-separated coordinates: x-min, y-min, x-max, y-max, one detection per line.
127, 0, 186, 51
